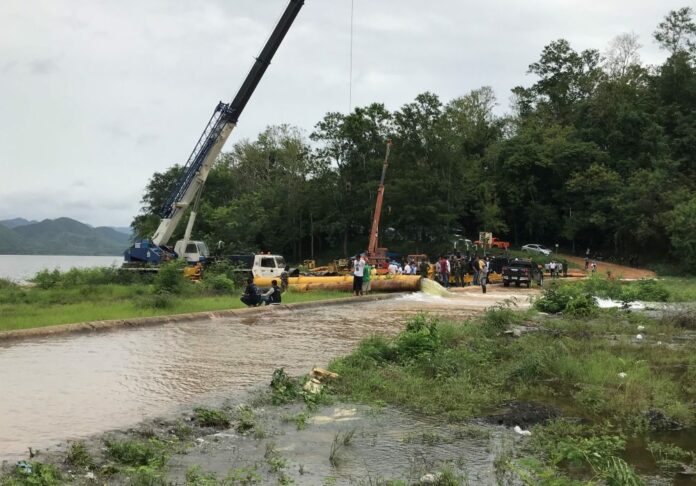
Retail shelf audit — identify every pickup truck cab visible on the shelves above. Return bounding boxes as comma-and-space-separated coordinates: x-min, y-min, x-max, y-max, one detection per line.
174, 240, 210, 263
225, 253, 287, 279
502, 259, 539, 288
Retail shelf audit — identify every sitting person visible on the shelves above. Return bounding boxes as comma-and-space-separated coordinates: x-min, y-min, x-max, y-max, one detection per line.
261, 279, 282, 305
240, 277, 261, 307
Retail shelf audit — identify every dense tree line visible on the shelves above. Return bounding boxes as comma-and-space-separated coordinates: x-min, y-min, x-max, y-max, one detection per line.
133, 7, 696, 270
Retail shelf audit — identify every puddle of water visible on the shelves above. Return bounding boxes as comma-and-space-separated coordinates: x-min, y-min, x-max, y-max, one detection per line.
168, 404, 512, 484
0, 289, 530, 460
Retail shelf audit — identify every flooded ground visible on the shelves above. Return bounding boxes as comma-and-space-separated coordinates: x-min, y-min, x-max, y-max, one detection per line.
0, 287, 535, 460
167, 403, 511, 485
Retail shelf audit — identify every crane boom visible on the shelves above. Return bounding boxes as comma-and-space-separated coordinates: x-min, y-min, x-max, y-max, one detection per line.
367, 140, 392, 256
151, 0, 304, 247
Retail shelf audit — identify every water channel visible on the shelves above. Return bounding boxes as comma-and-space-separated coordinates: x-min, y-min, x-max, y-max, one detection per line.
0, 288, 532, 460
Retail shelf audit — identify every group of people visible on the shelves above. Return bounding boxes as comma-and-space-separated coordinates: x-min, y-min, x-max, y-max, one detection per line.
352, 252, 494, 295
240, 277, 282, 307
435, 254, 492, 293
351, 254, 374, 296
584, 248, 598, 274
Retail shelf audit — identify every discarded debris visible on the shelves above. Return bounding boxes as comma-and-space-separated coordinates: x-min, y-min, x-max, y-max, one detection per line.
513, 425, 532, 436
303, 378, 322, 394
310, 367, 339, 381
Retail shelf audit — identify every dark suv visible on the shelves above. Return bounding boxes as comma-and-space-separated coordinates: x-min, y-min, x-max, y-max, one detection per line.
502, 259, 539, 288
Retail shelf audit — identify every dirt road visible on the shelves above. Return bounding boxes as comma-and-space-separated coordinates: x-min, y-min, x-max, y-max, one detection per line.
563, 255, 655, 280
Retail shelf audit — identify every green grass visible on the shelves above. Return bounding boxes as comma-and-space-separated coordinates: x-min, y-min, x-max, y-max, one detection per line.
0, 284, 349, 332
659, 276, 696, 302
327, 309, 696, 484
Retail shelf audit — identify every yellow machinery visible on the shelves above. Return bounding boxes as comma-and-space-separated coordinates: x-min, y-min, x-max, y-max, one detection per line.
254, 275, 421, 292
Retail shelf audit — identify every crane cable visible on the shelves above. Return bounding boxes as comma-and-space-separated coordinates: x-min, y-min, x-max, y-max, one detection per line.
349, 0, 354, 113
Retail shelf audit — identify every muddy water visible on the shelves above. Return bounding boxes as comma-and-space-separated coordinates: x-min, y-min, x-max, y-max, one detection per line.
0, 288, 533, 460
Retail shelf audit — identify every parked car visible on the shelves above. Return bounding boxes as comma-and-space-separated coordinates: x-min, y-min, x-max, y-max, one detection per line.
521, 244, 552, 256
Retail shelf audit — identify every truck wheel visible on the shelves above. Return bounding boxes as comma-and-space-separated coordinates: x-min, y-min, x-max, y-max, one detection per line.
515, 282, 520, 287
503, 281, 510, 287
526, 282, 531, 288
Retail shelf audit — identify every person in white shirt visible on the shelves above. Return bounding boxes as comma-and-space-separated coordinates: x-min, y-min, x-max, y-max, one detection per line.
352, 254, 365, 296
404, 262, 412, 274
388, 261, 398, 275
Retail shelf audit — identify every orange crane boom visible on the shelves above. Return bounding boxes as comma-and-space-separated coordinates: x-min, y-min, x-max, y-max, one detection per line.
367, 139, 393, 258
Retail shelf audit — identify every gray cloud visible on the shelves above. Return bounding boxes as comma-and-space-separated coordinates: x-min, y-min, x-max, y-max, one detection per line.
0, 0, 685, 227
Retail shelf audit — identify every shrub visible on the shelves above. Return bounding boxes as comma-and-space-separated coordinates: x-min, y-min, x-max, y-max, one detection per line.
269, 368, 301, 405
235, 406, 256, 433
395, 315, 441, 362
534, 285, 573, 314
193, 407, 230, 428
4, 461, 63, 486
621, 279, 670, 302
153, 260, 187, 294
32, 269, 62, 289
481, 306, 521, 335
104, 438, 168, 468
352, 336, 396, 363
534, 284, 596, 316
204, 274, 236, 294
564, 294, 598, 317
0, 278, 18, 290
65, 441, 93, 468
579, 276, 623, 300
185, 465, 219, 486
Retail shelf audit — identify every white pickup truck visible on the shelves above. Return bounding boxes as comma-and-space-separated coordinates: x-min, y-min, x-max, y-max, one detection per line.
224, 253, 287, 279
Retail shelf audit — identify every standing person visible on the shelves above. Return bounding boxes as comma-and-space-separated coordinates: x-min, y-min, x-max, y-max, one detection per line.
280, 265, 290, 292
591, 261, 597, 274
362, 259, 372, 295
419, 258, 430, 278
240, 277, 261, 307
479, 256, 489, 294
388, 260, 399, 275
404, 261, 412, 275
352, 254, 365, 296
439, 255, 450, 288
471, 255, 480, 286
434, 259, 441, 283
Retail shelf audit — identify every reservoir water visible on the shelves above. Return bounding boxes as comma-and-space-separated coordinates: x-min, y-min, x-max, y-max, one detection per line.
0, 255, 121, 282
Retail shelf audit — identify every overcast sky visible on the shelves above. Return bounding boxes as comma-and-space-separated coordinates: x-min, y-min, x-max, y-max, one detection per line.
0, 0, 686, 227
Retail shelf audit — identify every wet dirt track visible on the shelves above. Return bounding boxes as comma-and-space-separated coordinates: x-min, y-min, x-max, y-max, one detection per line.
0, 287, 535, 460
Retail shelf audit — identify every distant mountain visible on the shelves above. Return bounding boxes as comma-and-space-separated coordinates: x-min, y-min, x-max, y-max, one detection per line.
0, 224, 31, 253
109, 226, 133, 236
0, 217, 38, 229
0, 217, 130, 256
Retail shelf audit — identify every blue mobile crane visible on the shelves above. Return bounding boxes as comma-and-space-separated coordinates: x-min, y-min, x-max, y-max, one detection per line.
125, 0, 304, 265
